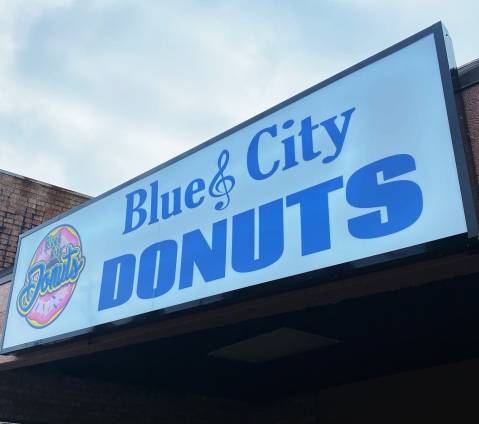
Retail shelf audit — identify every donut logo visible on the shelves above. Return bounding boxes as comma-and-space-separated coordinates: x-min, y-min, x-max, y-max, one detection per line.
16, 225, 85, 328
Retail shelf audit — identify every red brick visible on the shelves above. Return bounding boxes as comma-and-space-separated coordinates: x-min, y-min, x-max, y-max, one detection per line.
0, 172, 90, 271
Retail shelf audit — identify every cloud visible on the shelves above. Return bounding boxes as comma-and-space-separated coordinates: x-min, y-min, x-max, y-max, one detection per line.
0, 0, 477, 195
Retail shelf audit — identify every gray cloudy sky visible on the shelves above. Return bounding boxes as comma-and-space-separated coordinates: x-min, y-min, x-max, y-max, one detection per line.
1, 0, 478, 196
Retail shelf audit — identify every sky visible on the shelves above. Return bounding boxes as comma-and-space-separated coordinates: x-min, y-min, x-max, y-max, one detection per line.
0, 0, 478, 196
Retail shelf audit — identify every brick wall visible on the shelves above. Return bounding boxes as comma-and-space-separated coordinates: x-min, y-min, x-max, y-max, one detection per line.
463, 84, 479, 173
0, 170, 89, 271
1, 358, 478, 424
0, 367, 248, 424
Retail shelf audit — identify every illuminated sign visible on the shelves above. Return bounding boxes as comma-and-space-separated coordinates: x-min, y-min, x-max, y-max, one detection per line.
1, 22, 476, 353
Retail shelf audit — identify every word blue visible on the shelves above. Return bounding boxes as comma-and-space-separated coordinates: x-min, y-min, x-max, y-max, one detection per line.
123, 150, 235, 234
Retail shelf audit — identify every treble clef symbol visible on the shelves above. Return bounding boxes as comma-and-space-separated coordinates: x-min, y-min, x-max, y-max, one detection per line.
209, 149, 236, 210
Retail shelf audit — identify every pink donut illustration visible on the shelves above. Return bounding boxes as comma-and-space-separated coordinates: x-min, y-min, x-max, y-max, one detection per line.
16, 225, 85, 328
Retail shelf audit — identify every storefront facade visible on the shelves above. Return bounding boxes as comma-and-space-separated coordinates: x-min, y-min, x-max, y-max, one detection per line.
1, 23, 479, 423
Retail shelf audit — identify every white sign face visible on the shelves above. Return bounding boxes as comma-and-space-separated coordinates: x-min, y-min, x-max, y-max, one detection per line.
1, 26, 474, 352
